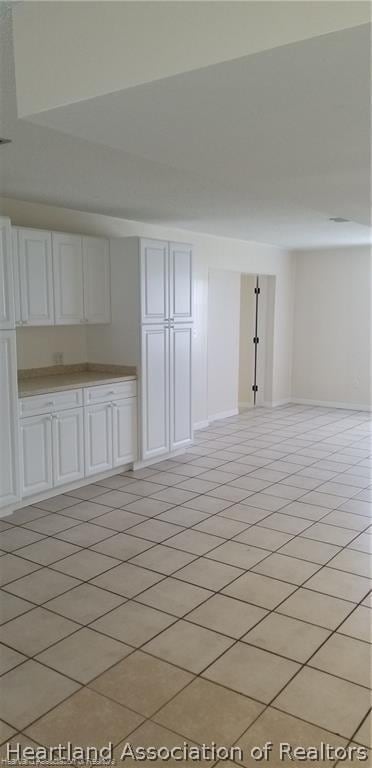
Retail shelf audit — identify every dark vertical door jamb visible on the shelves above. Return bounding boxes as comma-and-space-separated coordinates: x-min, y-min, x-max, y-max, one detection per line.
252, 276, 260, 405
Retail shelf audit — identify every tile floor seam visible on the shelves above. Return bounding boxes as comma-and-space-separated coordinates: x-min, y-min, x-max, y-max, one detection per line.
195, 579, 371, 705
344, 707, 372, 751
6, 633, 368, 747
5, 492, 369, 573
2, 515, 368, 627
130, 555, 371, 689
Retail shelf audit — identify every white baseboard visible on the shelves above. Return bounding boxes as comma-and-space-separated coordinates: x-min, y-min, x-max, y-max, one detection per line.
208, 408, 239, 422
193, 420, 210, 431
292, 398, 372, 412
193, 398, 371, 436
263, 398, 292, 408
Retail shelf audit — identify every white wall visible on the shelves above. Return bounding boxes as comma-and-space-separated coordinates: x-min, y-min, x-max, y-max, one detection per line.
292, 246, 372, 409
0, 197, 295, 425
208, 270, 241, 420
16, 326, 87, 370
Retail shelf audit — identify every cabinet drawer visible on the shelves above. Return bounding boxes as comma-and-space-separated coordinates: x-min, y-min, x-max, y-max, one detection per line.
19, 388, 83, 417
83, 380, 136, 405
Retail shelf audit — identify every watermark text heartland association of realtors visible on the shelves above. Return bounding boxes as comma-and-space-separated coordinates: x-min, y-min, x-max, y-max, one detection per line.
3, 741, 369, 764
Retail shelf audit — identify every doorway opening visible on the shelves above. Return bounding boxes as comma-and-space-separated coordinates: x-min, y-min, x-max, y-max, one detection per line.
206, 269, 275, 423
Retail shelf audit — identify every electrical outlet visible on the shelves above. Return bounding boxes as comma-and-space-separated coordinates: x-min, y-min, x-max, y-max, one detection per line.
53, 353, 64, 365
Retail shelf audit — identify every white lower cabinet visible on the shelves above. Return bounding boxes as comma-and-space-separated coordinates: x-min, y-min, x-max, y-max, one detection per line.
85, 396, 137, 475
141, 325, 170, 460
170, 325, 193, 451
21, 414, 53, 497
113, 398, 137, 468
140, 323, 192, 461
52, 408, 84, 487
18, 384, 137, 505
84, 402, 113, 476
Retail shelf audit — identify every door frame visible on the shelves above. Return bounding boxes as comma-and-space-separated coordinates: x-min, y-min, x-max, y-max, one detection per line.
206, 268, 275, 421
238, 272, 275, 408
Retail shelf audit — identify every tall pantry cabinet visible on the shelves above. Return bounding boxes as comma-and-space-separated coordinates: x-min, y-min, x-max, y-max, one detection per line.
0, 218, 20, 509
110, 237, 193, 462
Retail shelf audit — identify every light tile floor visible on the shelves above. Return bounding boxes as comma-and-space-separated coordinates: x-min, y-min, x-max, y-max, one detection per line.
0, 404, 371, 763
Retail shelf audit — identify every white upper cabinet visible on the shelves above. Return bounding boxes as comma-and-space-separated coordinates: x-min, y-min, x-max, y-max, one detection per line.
12, 229, 112, 326
17, 228, 54, 325
169, 242, 193, 323
140, 239, 169, 323
53, 233, 84, 324
0, 218, 15, 330
139, 239, 193, 325
83, 236, 111, 324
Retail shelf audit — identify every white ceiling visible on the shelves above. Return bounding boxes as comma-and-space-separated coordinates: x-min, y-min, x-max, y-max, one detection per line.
1, 5, 371, 249
13, 1, 370, 116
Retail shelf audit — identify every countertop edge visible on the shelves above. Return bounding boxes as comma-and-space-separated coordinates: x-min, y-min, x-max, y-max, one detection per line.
18, 374, 137, 398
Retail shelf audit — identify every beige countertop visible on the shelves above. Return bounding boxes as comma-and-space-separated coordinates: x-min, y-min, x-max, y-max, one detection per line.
18, 363, 137, 397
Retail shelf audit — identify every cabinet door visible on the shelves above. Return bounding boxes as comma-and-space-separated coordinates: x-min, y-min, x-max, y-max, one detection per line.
84, 403, 113, 476
83, 237, 111, 324
18, 228, 54, 325
113, 398, 137, 467
169, 242, 193, 323
53, 233, 84, 324
12, 229, 21, 326
0, 331, 20, 508
141, 325, 169, 460
140, 239, 169, 323
21, 414, 53, 497
0, 218, 15, 330
169, 325, 193, 451
52, 408, 84, 487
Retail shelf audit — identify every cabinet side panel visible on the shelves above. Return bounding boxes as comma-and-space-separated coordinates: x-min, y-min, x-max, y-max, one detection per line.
12, 229, 21, 325
0, 219, 15, 330
0, 331, 19, 506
